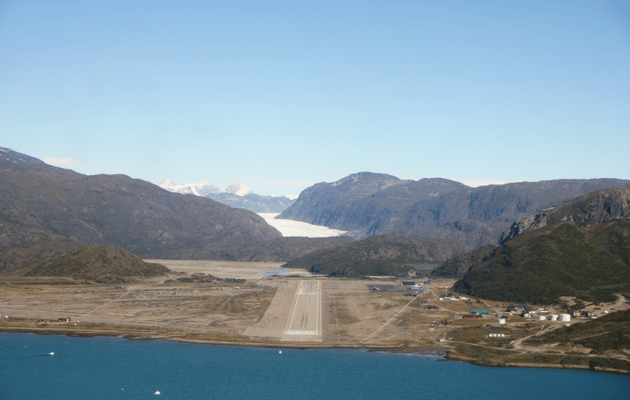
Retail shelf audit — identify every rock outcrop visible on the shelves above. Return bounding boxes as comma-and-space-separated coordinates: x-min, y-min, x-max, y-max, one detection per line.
499, 185, 630, 244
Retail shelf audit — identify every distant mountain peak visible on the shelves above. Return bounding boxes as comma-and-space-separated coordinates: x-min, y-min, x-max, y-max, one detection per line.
0, 146, 45, 165
160, 179, 252, 197
158, 179, 220, 196
224, 181, 251, 196
158, 179, 292, 213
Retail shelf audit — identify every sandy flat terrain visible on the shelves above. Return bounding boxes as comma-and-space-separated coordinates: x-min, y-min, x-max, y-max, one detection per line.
2, 262, 629, 375
0, 263, 458, 348
145, 259, 312, 280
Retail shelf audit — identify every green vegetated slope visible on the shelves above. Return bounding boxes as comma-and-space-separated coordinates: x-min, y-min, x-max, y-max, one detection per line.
0, 222, 168, 283
0, 221, 83, 274
526, 308, 630, 353
282, 235, 466, 278
430, 244, 496, 277
453, 219, 630, 304
25, 243, 169, 283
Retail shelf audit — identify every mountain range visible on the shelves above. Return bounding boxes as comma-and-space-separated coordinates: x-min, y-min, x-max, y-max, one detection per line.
159, 179, 295, 213
279, 172, 630, 249
159, 179, 251, 196
3, 145, 630, 304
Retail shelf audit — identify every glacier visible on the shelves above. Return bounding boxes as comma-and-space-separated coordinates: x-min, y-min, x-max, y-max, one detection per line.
258, 213, 347, 238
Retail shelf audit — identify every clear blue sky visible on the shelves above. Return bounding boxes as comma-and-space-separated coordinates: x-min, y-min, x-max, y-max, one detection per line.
2, 0, 629, 196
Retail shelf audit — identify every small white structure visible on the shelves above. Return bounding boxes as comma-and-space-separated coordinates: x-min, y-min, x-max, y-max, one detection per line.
498, 318, 506, 325
538, 316, 546, 321
559, 314, 571, 322
550, 315, 558, 321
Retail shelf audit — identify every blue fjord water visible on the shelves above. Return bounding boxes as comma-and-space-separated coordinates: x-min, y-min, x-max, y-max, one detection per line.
1, 333, 628, 400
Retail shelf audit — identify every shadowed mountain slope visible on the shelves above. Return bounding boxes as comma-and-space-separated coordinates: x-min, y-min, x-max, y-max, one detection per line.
282, 235, 467, 278
430, 244, 496, 278
205, 192, 294, 213
279, 172, 630, 249
203, 236, 356, 262
0, 147, 281, 259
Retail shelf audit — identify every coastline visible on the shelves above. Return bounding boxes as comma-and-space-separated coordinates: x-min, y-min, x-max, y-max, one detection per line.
1, 273, 628, 377
2, 324, 628, 376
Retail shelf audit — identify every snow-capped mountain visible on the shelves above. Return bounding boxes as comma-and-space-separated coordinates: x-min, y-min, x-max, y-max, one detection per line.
159, 179, 220, 196
159, 179, 254, 197
223, 181, 252, 196
158, 179, 294, 213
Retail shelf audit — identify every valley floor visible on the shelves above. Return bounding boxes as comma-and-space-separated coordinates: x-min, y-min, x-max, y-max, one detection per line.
1, 260, 628, 375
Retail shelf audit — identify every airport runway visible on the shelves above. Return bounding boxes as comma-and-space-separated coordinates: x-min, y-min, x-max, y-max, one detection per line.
281, 280, 322, 342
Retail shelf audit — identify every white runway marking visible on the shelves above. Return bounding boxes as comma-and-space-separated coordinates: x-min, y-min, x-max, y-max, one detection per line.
281, 280, 322, 342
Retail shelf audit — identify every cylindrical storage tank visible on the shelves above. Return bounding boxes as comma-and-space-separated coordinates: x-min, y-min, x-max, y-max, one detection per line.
498, 319, 506, 325
559, 314, 571, 321
550, 315, 558, 321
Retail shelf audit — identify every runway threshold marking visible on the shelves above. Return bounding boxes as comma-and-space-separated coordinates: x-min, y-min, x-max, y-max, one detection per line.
281, 280, 322, 342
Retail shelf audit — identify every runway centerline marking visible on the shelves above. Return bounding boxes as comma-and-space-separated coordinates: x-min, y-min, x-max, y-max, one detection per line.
281, 280, 322, 342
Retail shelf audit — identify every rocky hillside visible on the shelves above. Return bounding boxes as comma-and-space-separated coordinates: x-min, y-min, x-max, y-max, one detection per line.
451, 188, 630, 304
499, 185, 630, 243
282, 235, 467, 278
279, 172, 409, 227
279, 173, 630, 249
0, 147, 282, 259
